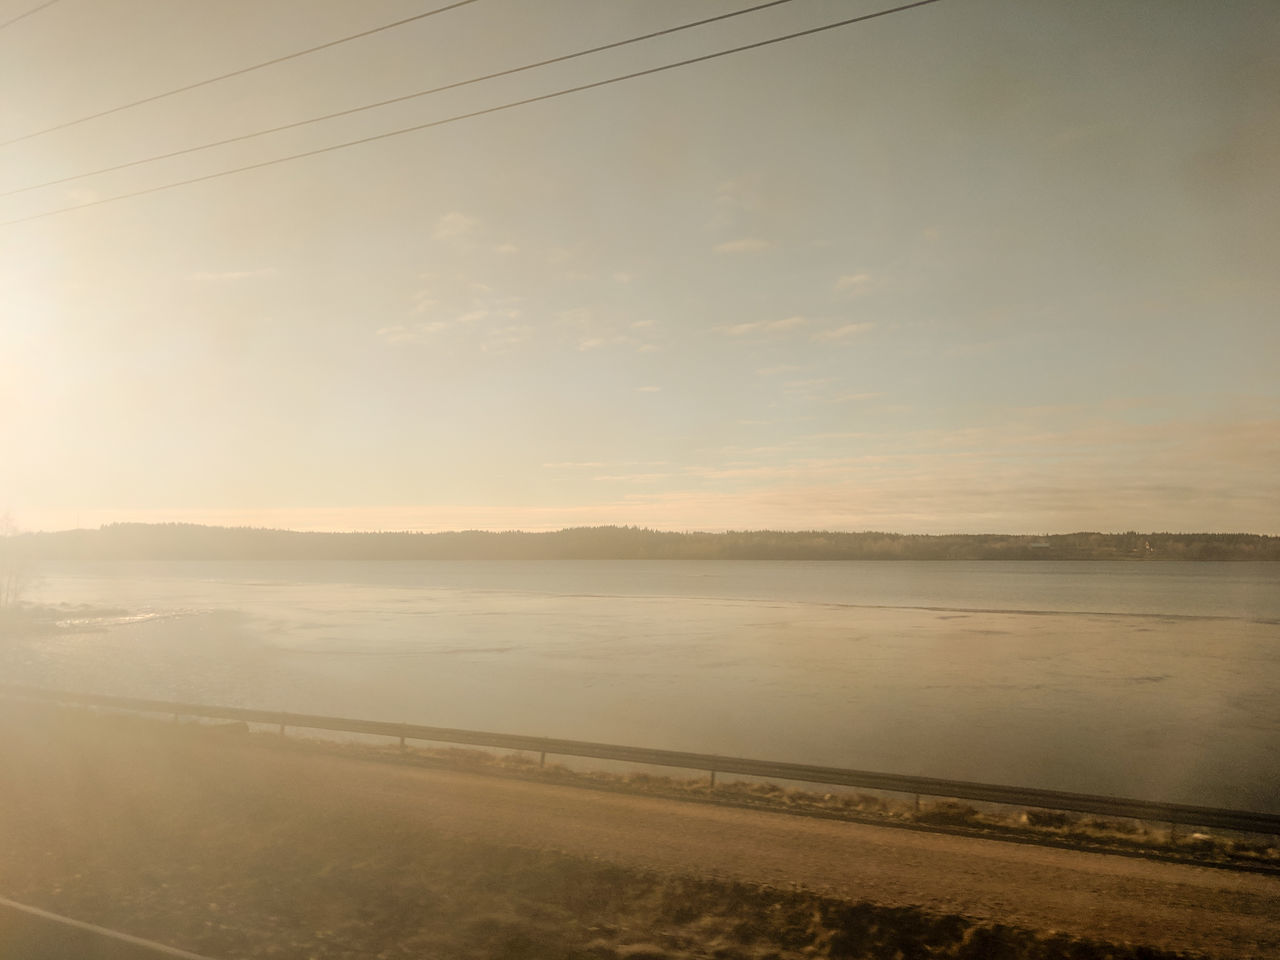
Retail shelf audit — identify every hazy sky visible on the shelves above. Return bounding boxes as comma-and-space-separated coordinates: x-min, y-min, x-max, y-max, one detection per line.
2, 0, 1277, 534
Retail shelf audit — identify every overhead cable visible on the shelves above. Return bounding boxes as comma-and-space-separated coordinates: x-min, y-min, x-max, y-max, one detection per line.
0, 0, 480, 147
0, 0, 60, 33
2, 0, 944, 227
3, 0, 804, 198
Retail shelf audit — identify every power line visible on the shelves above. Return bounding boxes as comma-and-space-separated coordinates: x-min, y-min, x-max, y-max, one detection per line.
0, 0, 60, 32
3, 0, 944, 228
3, 0, 804, 199
0, 0, 480, 147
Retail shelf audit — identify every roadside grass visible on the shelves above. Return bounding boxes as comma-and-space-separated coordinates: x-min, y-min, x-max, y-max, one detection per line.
5, 701, 1274, 870
1, 823, 1212, 960
8, 699, 1279, 872
0, 702, 1236, 959
33, 697, 1246, 881
224, 726, 1277, 873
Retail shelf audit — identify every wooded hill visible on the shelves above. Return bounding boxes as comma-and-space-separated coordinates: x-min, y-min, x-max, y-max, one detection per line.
14, 524, 1280, 561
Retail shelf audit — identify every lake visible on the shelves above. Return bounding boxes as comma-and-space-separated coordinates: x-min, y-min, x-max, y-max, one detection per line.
8, 559, 1279, 812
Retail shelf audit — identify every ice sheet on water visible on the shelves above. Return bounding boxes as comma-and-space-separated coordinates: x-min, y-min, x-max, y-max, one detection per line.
12, 559, 1280, 812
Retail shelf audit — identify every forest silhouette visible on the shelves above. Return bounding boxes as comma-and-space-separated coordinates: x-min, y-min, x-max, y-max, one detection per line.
12, 524, 1279, 562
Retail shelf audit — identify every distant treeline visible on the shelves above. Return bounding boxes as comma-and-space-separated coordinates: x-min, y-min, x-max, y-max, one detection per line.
14, 524, 1280, 561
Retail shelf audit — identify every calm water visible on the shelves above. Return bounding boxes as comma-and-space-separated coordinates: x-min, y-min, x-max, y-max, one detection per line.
9, 560, 1280, 812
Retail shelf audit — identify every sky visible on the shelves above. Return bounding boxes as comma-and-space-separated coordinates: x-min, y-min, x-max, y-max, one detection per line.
2, 0, 1277, 535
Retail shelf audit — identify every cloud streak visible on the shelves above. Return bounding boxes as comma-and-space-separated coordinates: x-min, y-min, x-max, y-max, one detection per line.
713, 237, 771, 255
716, 316, 807, 337
189, 268, 277, 282
812, 322, 874, 342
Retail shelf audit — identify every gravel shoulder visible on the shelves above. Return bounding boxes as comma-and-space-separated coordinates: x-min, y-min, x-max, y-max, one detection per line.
1, 703, 1276, 959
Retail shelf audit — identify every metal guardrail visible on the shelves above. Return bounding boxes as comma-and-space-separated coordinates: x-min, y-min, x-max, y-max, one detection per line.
4, 684, 1279, 836
0, 895, 220, 959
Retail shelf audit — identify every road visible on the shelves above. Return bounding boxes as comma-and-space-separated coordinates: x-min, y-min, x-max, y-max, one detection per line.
1, 705, 1277, 958
252, 747, 1280, 958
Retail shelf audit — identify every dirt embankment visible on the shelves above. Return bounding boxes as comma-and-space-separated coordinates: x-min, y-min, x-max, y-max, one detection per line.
1, 703, 1276, 960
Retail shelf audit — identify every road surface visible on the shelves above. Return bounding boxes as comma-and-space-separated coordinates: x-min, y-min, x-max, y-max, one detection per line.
1, 704, 1276, 958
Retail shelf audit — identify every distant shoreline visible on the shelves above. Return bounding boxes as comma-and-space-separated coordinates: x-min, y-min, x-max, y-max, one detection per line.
10, 523, 1279, 562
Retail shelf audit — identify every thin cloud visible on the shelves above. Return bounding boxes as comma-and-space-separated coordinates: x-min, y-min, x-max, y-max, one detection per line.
591, 473, 671, 483
828, 391, 883, 403
480, 324, 533, 352
409, 291, 438, 315
557, 307, 594, 330
812, 322, 874, 342
636, 385, 661, 393
717, 316, 807, 337
376, 323, 445, 344
189, 268, 276, 282
780, 377, 834, 403
543, 460, 668, 471
558, 307, 658, 353
433, 211, 479, 240
715, 173, 762, 211
756, 364, 802, 377
713, 237, 771, 255
834, 272, 874, 296
577, 334, 650, 352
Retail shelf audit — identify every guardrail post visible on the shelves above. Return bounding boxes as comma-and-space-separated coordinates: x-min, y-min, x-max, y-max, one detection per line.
539, 751, 546, 768
278, 723, 286, 736
709, 770, 717, 789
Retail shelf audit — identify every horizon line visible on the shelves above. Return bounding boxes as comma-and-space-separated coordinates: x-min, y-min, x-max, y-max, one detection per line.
18, 522, 1279, 540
